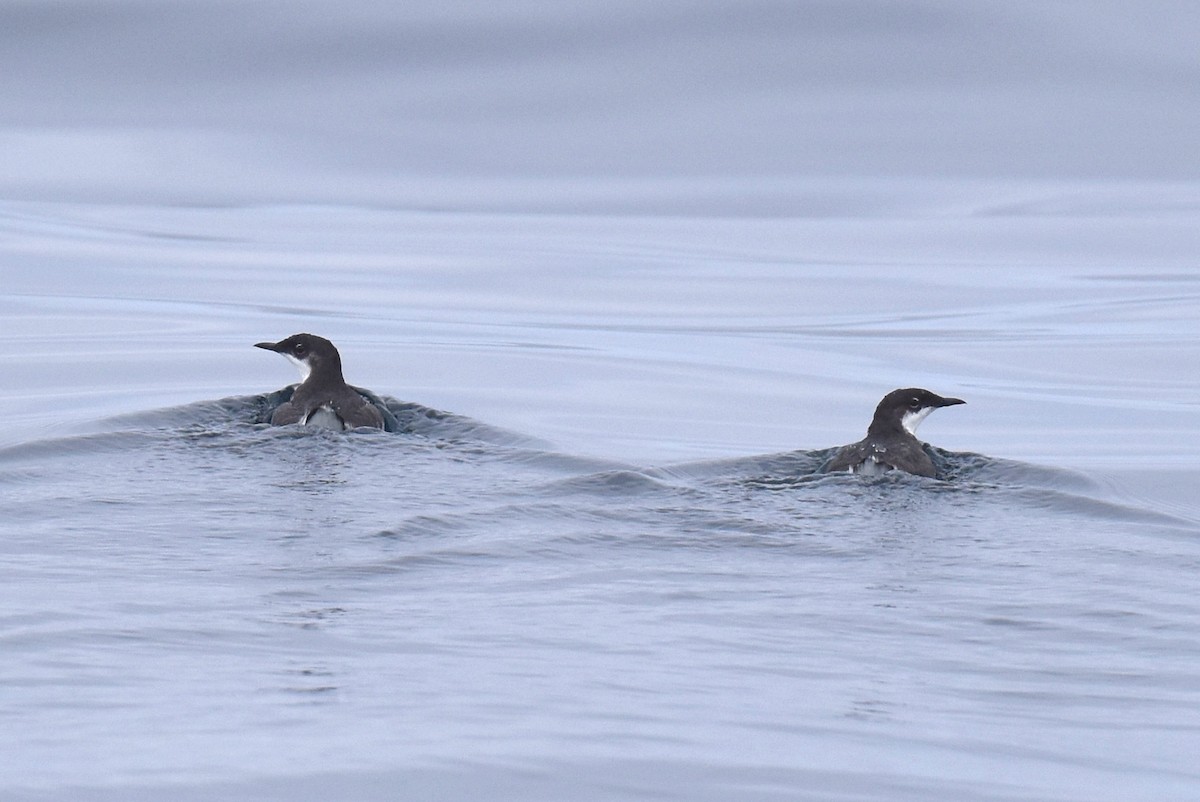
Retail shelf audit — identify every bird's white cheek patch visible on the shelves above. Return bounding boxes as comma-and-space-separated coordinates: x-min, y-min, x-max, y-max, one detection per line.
901, 407, 934, 435
283, 354, 311, 383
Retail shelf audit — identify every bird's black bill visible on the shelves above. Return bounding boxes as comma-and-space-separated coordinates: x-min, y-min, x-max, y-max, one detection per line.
254, 341, 282, 352
937, 396, 966, 407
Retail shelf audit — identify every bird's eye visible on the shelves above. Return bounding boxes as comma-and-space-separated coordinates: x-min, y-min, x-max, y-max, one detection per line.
908, 398, 921, 409
294, 343, 307, 355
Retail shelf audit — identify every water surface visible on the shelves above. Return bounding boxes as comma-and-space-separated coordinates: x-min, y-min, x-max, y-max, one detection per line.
3, 2, 1200, 801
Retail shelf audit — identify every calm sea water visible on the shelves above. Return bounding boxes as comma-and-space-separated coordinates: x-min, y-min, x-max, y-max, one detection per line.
3, 202, 1199, 802
4, 2, 1200, 801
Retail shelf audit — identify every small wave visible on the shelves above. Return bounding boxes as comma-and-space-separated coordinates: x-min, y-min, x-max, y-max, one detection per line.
646, 446, 1199, 535
538, 468, 692, 498
16, 388, 543, 447
0, 428, 174, 464
647, 449, 835, 485
934, 450, 1099, 492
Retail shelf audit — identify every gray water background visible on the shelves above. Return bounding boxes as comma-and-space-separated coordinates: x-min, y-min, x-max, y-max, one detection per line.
2, 2, 1200, 800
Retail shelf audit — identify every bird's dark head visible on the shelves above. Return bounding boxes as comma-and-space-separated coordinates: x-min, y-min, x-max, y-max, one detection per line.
869, 387, 965, 437
255, 333, 343, 384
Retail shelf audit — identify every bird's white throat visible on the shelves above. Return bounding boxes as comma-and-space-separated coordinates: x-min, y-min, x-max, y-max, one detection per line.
901, 406, 934, 435
284, 354, 312, 384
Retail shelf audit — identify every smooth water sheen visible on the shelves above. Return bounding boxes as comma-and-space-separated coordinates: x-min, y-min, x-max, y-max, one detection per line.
4, 2, 1200, 801
3, 205, 1199, 802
